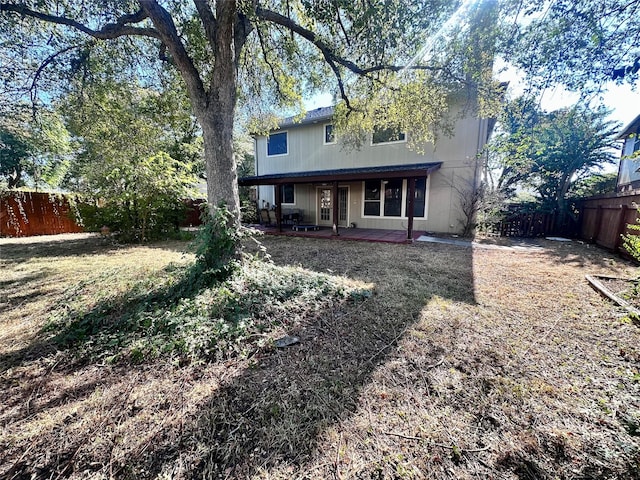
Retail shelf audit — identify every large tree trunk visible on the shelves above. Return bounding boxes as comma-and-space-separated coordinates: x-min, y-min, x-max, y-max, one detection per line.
557, 169, 574, 217
199, 108, 240, 219
199, 0, 241, 223
141, 0, 244, 224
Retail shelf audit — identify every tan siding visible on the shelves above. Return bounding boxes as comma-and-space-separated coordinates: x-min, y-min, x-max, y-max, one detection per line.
257, 114, 482, 175
254, 108, 486, 234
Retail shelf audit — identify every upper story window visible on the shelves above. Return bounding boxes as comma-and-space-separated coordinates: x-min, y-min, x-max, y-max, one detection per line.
634, 132, 640, 152
267, 131, 288, 156
324, 124, 336, 144
372, 127, 406, 145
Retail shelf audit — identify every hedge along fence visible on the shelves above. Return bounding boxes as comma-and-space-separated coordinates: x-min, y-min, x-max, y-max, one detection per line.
0, 191, 84, 238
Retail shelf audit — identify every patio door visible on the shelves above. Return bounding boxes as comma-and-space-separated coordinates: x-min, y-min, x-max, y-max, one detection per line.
317, 187, 348, 226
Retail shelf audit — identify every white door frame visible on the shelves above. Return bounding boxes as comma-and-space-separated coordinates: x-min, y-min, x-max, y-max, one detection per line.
315, 185, 349, 226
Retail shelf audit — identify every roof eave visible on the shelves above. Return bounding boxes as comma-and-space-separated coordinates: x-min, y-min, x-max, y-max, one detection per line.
617, 114, 640, 140
238, 163, 442, 186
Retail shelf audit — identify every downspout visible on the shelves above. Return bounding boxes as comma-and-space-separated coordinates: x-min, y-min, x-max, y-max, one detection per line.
253, 136, 261, 210
474, 116, 488, 194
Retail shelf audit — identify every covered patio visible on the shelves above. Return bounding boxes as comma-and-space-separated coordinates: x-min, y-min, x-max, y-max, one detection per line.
239, 162, 441, 241
250, 225, 427, 244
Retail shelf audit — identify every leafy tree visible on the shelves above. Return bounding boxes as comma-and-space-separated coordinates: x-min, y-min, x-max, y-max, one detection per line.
0, 126, 31, 188
504, 0, 640, 92
491, 100, 619, 215
569, 172, 618, 199
63, 80, 199, 241
0, 0, 501, 232
0, 108, 71, 189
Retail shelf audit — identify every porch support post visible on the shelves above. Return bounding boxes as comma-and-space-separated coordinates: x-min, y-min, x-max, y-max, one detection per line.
274, 184, 283, 232
332, 181, 339, 236
407, 177, 416, 241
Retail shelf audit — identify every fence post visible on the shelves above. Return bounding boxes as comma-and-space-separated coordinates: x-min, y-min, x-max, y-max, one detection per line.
592, 205, 603, 244
615, 204, 629, 252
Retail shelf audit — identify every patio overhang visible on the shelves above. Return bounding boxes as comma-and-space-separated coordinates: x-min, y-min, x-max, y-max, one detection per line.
238, 162, 442, 186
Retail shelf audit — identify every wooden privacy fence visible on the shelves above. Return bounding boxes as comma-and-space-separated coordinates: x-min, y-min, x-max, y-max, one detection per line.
578, 193, 640, 252
0, 191, 84, 237
497, 211, 559, 237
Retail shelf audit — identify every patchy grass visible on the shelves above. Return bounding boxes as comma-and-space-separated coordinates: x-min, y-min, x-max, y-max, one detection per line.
1, 234, 640, 479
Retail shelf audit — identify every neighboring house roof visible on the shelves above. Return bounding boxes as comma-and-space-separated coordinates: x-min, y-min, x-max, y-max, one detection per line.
239, 162, 442, 186
618, 114, 640, 139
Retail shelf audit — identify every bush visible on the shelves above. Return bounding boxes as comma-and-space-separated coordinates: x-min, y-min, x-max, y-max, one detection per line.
240, 198, 258, 224
78, 152, 197, 242
622, 213, 640, 262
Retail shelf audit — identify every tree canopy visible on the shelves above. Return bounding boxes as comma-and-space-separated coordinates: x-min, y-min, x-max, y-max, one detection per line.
490, 99, 620, 214
1, 0, 639, 227
60, 77, 201, 241
0, 0, 503, 218
0, 107, 70, 189
502, 0, 640, 92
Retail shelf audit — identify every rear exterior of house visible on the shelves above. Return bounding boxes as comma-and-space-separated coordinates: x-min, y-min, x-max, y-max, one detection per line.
617, 114, 640, 192
240, 104, 492, 237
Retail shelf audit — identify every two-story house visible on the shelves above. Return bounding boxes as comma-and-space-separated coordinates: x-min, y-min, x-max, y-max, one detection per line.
239, 104, 493, 238
616, 114, 640, 192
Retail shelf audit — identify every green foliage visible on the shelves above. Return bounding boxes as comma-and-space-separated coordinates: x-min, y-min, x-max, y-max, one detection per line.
0, 107, 71, 189
0, 126, 31, 188
78, 152, 196, 242
62, 80, 200, 242
46, 251, 367, 364
191, 204, 245, 281
491, 99, 619, 214
333, 72, 456, 152
240, 198, 259, 224
623, 216, 640, 263
570, 172, 618, 199
235, 135, 257, 222
504, 0, 640, 93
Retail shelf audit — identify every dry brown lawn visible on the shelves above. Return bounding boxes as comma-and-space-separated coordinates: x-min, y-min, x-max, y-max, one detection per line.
1, 233, 639, 479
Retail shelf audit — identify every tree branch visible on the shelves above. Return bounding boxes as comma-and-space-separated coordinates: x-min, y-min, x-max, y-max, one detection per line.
234, 12, 253, 65
324, 55, 355, 113
30, 43, 85, 103
255, 6, 448, 78
138, 1, 206, 110
255, 24, 287, 100
193, 0, 218, 47
333, 0, 351, 46
0, 3, 160, 40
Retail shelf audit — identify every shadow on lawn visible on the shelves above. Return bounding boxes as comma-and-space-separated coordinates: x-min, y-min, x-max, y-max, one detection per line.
1, 236, 476, 479
0, 234, 192, 266
519, 237, 635, 270
0, 236, 122, 265
141, 238, 477, 478
0, 261, 209, 375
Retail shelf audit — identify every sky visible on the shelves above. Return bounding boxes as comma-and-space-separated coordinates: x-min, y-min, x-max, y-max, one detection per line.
537, 82, 640, 129
304, 81, 640, 131
303, 77, 639, 176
